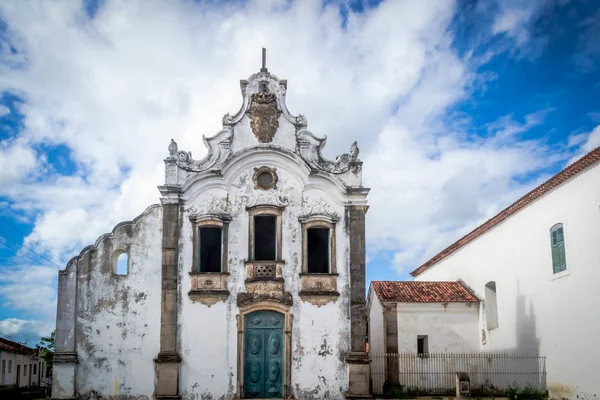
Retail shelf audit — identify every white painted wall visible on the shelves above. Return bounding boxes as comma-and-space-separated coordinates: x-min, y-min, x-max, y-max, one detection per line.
415, 162, 600, 400
179, 150, 352, 399
395, 303, 479, 354
0, 352, 40, 387
0, 352, 17, 386
75, 206, 163, 398
367, 289, 385, 356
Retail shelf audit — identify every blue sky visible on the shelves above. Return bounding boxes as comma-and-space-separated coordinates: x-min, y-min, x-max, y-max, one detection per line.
0, 0, 599, 345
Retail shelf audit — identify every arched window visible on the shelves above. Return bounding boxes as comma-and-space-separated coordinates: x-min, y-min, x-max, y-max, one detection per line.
550, 223, 567, 273
485, 281, 498, 330
113, 251, 128, 275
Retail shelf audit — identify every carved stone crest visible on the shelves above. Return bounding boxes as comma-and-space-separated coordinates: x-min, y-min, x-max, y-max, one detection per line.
249, 92, 280, 143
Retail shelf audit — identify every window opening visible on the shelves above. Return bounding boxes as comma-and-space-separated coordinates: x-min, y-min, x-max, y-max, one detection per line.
550, 224, 567, 273
116, 253, 128, 275
199, 226, 222, 273
254, 215, 276, 260
485, 281, 499, 330
417, 335, 428, 356
307, 227, 330, 273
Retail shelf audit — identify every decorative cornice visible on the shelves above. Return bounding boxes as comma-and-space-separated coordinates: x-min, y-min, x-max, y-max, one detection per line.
186, 197, 232, 219
346, 351, 370, 364
299, 291, 340, 307
155, 351, 182, 364
298, 197, 340, 222
238, 279, 293, 307
246, 191, 289, 208
53, 352, 78, 364
188, 290, 230, 307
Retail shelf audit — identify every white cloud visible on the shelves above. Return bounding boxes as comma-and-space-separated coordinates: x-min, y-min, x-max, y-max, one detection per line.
492, 6, 532, 45
0, 0, 582, 319
0, 264, 57, 314
0, 140, 38, 186
0, 318, 53, 343
567, 125, 600, 165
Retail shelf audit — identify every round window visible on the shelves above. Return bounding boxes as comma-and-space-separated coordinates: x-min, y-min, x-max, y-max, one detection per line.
253, 166, 278, 190
257, 172, 274, 189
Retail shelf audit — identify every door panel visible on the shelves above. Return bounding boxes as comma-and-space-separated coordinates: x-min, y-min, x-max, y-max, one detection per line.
244, 311, 284, 399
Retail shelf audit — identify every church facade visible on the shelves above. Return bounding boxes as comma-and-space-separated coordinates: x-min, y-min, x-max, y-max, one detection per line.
51, 64, 370, 400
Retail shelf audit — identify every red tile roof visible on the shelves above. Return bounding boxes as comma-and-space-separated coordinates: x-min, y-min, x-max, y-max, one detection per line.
371, 281, 479, 303
411, 147, 600, 277
0, 337, 37, 355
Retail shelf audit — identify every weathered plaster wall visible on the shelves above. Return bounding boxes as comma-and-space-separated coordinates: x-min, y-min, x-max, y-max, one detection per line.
395, 303, 479, 353
416, 163, 600, 399
75, 205, 163, 399
367, 290, 385, 356
178, 151, 351, 400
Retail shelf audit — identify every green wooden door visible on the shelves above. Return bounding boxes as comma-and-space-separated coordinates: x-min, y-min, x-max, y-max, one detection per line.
244, 310, 284, 398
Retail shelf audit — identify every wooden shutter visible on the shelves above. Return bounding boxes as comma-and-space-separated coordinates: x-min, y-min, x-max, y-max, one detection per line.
551, 225, 566, 273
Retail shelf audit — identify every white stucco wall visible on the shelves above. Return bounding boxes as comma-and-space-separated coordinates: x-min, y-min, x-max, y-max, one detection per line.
179, 151, 352, 400
0, 352, 40, 387
395, 303, 479, 354
58, 69, 366, 400
0, 352, 32, 386
367, 289, 385, 356
415, 163, 600, 399
75, 206, 163, 399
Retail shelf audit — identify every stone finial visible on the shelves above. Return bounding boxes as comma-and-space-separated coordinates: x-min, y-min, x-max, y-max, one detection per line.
350, 141, 359, 161
168, 139, 178, 157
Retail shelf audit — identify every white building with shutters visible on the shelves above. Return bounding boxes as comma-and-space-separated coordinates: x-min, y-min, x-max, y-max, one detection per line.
410, 147, 600, 400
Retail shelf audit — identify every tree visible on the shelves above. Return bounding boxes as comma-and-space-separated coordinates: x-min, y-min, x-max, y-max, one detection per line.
38, 330, 55, 377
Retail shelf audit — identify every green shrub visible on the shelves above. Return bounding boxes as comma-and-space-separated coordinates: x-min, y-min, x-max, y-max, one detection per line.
505, 383, 547, 400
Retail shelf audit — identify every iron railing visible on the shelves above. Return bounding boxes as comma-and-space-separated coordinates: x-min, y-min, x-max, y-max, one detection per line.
371, 353, 547, 396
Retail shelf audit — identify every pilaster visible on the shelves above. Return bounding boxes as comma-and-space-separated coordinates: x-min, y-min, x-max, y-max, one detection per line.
155, 198, 182, 399
345, 204, 371, 399
52, 262, 78, 400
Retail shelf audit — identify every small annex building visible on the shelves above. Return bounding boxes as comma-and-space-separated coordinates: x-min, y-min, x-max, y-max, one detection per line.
368, 281, 480, 356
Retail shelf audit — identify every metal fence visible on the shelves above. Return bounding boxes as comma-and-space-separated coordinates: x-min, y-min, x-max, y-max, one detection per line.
371, 353, 547, 396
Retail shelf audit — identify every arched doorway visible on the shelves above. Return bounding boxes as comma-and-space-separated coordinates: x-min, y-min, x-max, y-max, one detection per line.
243, 310, 284, 398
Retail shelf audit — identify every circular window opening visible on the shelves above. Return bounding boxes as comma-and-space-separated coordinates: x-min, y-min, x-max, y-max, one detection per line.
253, 166, 278, 190
258, 172, 274, 189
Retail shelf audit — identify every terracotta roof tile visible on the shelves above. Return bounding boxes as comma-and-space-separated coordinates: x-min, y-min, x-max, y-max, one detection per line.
0, 337, 36, 355
411, 147, 600, 277
371, 281, 479, 303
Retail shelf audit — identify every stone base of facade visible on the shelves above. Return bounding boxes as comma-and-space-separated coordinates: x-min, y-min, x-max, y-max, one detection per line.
345, 352, 371, 400
51, 362, 77, 400
155, 352, 181, 399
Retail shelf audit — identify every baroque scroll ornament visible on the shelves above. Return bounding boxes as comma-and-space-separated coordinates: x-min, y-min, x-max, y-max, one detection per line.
299, 197, 340, 222
249, 92, 280, 143
187, 197, 232, 217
